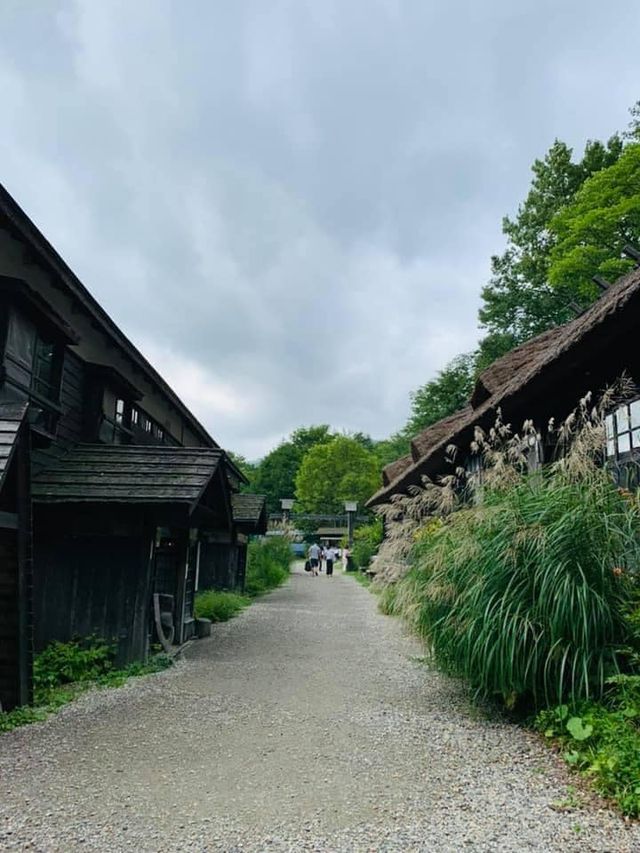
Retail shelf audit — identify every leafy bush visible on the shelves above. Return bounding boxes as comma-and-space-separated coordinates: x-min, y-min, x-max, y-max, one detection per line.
33, 636, 115, 692
245, 535, 292, 597
352, 519, 383, 570
394, 466, 640, 710
194, 590, 250, 622
0, 641, 172, 734
536, 675, 640, 817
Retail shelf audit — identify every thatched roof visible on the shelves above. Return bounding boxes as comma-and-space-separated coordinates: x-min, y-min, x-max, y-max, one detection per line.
382, 454, 412, 486
470, 327, 564, 408
368, 265, 640, 507
410, 407, 473, 460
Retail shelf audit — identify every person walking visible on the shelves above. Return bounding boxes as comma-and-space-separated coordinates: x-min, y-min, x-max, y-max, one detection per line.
325, 545, 337, 576
308, 542, 320, 576
342, 546, 350, 572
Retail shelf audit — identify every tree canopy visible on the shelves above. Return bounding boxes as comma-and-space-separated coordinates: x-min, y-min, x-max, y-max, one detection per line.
479, 136, 623, 344
548, 143, 640, 300
251, 425, 334, 512
404, 353, 476, 436
294, 436, 379, 515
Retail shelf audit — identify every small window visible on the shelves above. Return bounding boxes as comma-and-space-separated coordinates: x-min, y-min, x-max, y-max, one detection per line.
131, 408, 139, 426
606, 400, 640, 458
115, 398, 125, 424
143, 416, 152, 433
5, 310, 35, 367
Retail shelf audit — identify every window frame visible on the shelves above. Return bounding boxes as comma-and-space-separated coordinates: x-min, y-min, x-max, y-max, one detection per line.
605, 399, 640, 460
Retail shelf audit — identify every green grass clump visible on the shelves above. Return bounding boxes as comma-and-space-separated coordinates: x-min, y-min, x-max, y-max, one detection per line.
194, 590, 250, 622
536, 675, 640, 817
393, 467, 640, 710
377, 583, 399, 615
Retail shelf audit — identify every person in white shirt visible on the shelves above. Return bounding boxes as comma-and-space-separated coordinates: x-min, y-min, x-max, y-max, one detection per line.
308, 542, 320, 576
325, 546, 337, 576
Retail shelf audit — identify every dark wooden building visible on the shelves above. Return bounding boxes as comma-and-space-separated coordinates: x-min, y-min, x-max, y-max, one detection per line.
198, 494, 267, 592
0, 403, 31, 711
368, 264, 640, 508
0, 183, 258, 709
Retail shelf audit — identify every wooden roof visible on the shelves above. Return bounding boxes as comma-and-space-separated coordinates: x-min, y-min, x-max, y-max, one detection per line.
32, 444, 224, 506
0, 402, 28, 492
232, 493, 266, 522
231, 493, 267, 533
368, 265, 640, 507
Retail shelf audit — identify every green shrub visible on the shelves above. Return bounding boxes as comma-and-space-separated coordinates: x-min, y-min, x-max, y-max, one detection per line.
536, 675, 640, 817
352, 519, 383, 570
0, 641, 172, 734
194, 590, 250, 622
33, 636, 115, 693
394, 467, 640, 710
245, 536, 292, 597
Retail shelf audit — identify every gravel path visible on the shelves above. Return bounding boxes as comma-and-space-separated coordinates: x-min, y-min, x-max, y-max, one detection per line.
1, 564, 639, 852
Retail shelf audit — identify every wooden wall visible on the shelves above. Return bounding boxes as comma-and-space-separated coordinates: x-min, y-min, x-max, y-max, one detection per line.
199, 542, 242, 591
33, 530, 152, 666
0, 528, 20, 710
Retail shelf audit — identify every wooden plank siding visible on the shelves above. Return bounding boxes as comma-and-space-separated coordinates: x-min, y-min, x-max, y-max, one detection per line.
57, 350, 85, 444
0, 528, 21, 709
34, 530, 153, 666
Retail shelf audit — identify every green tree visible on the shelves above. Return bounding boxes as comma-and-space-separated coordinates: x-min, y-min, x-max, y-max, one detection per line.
372, 432, 411, 468
251, 425, 334, 512
295, 436, 379, 515
404, 353, 476, 436
479, 136, 623, 343
548, 144, 640, 300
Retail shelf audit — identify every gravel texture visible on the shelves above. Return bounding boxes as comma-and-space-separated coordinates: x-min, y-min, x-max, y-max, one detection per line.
1, 563, 639, 852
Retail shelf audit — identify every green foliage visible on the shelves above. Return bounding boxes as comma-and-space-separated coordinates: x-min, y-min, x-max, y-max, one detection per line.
295, 435, 379, 514
378, 583, 399, 616
479, 136, 623, 344
393, 466, 640, 710
252, 425, 334, 512
371, 432, 411, 469
404, 353, 476, 436
537, 676, 640, 817
244, 535, 293, 597
33, 636, 115, 691
548, 144, 640, 300
226, 451, 258, 492
352, 519, 383, 570
0, 640, 172, 734
194, 589, 250, 622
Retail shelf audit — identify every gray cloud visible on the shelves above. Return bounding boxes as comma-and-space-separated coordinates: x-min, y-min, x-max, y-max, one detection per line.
1, 0, 639, 457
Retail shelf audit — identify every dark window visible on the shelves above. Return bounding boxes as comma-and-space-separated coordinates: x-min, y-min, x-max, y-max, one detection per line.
31, 339, 57, 400
5, 311, 35, 367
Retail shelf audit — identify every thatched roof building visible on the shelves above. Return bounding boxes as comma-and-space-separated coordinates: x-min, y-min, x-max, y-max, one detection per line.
368, 264, 640, 507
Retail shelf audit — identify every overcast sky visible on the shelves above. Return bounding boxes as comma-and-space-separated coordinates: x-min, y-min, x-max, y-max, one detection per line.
1, 1, 639, 458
